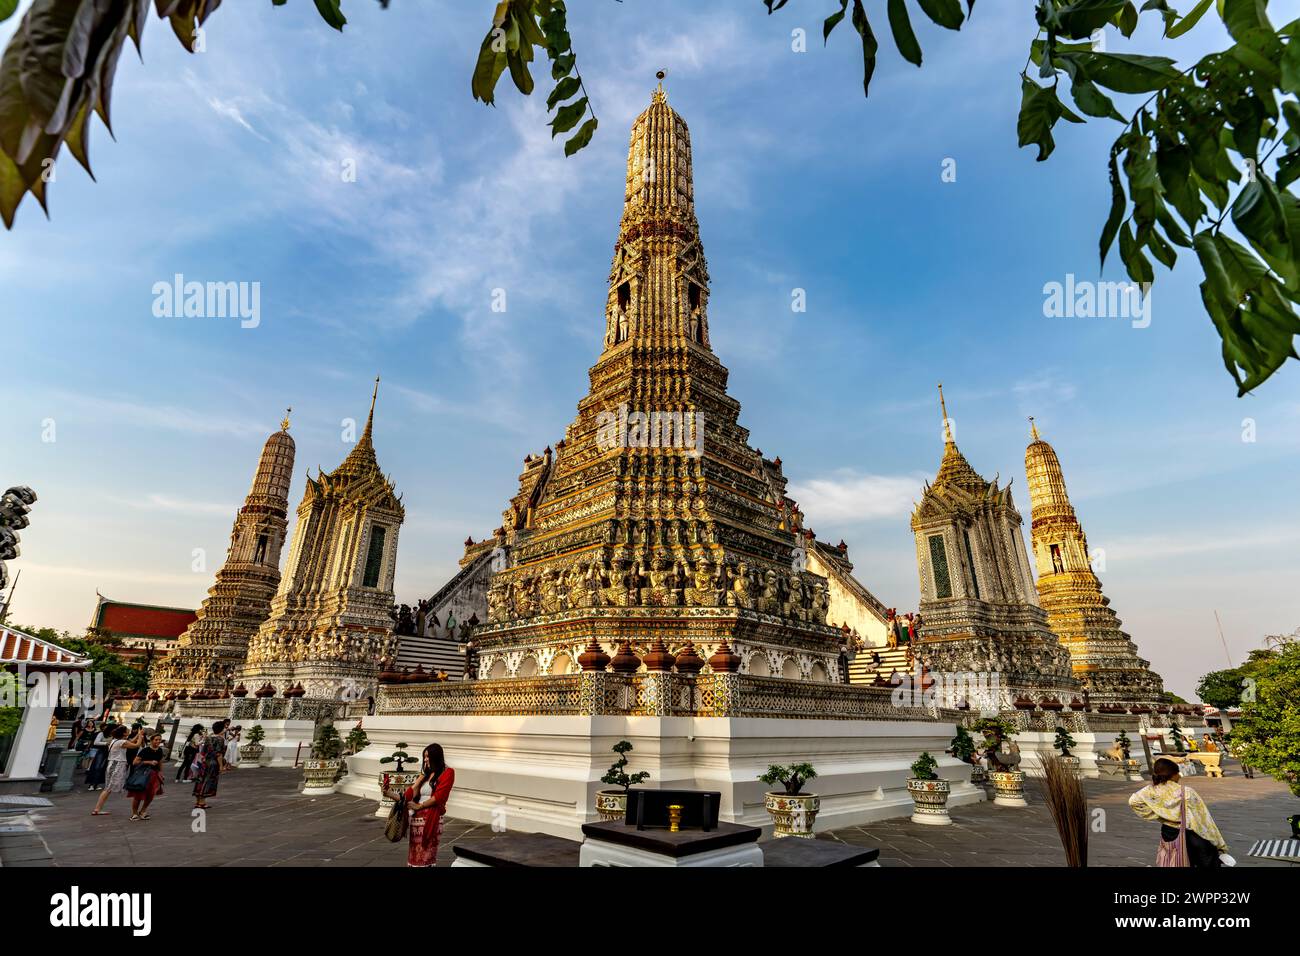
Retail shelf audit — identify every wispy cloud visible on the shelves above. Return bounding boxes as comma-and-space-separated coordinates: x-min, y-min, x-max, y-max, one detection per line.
787, 469, 923, 523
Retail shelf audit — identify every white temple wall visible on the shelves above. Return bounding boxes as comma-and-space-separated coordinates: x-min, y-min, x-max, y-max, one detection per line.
333, 714, 983, 841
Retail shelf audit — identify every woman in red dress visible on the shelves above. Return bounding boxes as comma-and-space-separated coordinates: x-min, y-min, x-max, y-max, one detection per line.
392, 743, 454, 868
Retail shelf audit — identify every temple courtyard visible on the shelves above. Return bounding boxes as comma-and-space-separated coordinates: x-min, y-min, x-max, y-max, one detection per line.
1, 767, 1293, 868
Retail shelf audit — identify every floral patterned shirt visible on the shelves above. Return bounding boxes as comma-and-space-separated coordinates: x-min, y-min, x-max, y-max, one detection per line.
1129, 782, 1228, 852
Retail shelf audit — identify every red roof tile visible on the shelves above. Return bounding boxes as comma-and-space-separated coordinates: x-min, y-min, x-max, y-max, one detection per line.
96, 602, 196, 640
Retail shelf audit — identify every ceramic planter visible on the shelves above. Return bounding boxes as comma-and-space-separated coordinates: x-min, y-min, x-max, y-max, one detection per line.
764, 791, 820, 838
239, 743, 265, 767
376, 769, 421, 818
990, 770, 1028, 807
907, 777, 952, 825
970, 764, 987, 786
301, 758, 343, 796
595, 789, 627, 822
1058, 755, 1081, 775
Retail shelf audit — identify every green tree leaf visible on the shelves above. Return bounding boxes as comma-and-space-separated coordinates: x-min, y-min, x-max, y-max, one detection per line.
887, 0, 922, 66
565, 116, 598, 156
312, 0, 346, 31
549, 96, 588, 137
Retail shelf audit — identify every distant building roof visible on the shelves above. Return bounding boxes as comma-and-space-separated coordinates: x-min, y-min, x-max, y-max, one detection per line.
90, 595, 196, 641
0, 624, 90, 669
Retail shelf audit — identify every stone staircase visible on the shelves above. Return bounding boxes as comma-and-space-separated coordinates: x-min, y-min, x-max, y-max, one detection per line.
848, 645, 915, 686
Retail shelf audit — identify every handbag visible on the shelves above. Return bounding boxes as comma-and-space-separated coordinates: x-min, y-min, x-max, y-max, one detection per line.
1156, 788, 1190, 867
124, 764, 152, 793
384, 795, 410, 843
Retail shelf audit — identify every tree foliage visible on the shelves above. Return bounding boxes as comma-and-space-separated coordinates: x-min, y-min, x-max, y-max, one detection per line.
3, 0, 1299, 392
1226, 637, 1300, 796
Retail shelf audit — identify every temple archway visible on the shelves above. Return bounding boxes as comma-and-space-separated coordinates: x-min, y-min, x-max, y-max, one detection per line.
488, 659, 508, 680
550, 652, 574, 675
747, 653, 771, 677
517, 655, 539, 678
781, 658, 800, 680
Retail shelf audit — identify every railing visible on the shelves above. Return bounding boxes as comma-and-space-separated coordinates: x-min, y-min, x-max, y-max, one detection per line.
378, 675, 585, 716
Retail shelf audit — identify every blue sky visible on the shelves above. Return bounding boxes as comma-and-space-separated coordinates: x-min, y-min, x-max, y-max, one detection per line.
2, 2, 1297, 699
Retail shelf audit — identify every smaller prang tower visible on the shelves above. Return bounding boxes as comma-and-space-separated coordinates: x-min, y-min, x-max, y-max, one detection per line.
240, 381, 405, 701
1024, 419, 1165, 707
150, 413, 295, 696
910, 386, 1079, 711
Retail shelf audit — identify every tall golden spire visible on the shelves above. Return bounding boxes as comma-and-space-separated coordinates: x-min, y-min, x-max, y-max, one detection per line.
938, 383, 953, 444
930, 383, 986, 493
281, 407, 292, 432
603, 81, 709, 351
359, 376, 379, 447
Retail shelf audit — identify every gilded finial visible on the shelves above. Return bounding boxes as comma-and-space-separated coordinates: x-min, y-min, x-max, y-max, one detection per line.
281, 407, 292, 432
938, 383, 953, 444
653, 70, 667, 103
370, 375, 380, 417
1029, 416, 1040, 441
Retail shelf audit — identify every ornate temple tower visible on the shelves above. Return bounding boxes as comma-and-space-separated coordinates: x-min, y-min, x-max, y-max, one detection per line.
467, 83, 845, 683
240, 382, 404, 701
910, 388, 1079, 710
1025, 421, 1165, 706
150, 414, 295, 696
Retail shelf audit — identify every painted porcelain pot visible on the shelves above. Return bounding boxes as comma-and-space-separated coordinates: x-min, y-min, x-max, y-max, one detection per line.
301, 758, 343, 796
907, 777, 952, 825
376, 769, 421, 818
989, 770, 1028, 807
595, 789, 627, 822
764, 792, 820, 838
238, 743, 265, 767
1058, 755, 1081, 775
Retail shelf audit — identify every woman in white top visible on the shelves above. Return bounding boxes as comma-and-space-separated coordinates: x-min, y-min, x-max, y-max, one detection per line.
224, 726, 241, 768
91, 724, 143, 815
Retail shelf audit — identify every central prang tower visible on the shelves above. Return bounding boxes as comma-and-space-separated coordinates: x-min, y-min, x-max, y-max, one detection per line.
468, 84, 844, 684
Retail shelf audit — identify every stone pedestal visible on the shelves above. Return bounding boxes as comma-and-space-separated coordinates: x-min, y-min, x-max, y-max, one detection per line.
52, 750, 80, 793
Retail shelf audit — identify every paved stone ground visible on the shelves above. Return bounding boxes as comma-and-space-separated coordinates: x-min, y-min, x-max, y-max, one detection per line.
1, 761, 1294, 867
826, 771, 1296, 867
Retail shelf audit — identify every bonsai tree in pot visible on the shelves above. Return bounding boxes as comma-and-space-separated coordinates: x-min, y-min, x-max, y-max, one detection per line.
759, 762, 820, 838
1115, 729, 1132, 760
344, 725, 370, 756
907, 751, 952, 825
975, 716, 1027, 807
948, 725, 983, 783
301, 724, 344, 796
595, 740, 649, 821
1053, 725, 1081, 775
240, 724, 266, 766
375, 741, 420, 817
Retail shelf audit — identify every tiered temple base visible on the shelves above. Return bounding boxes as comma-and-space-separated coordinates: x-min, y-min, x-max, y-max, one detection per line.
333, 709, 985, 841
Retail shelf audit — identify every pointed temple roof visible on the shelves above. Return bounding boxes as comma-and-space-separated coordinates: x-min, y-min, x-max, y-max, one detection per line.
312, 378, 403, 515
929, 384, 991, 497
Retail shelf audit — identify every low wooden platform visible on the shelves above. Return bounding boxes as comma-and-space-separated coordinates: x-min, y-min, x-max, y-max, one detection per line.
450, 832, 582, 868
761, 838, 880, 867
